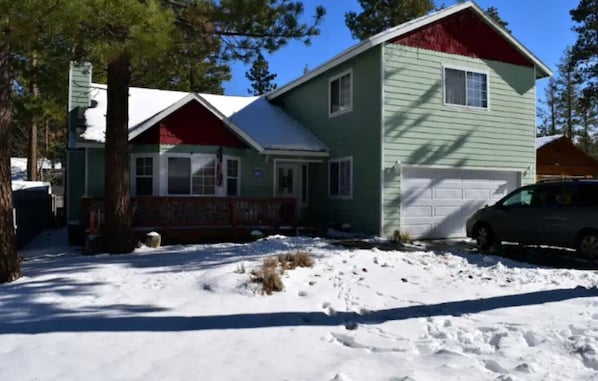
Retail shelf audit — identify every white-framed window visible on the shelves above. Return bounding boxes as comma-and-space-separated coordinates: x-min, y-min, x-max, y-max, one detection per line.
329, 157, 352, 199
133, 156, 154, 196
165, 153, 240, 196
168, 157, 192, 195
443, 66, 488, 109
192, 158, 216, 195
226, 158, 240, 196
329, 70, 352, 117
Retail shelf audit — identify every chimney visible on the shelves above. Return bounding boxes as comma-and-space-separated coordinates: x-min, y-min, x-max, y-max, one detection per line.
68, 61, 92, 112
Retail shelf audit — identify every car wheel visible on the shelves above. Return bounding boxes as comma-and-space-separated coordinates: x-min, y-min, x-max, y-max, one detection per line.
474, 224, 495, 251
578, 232, 598, 260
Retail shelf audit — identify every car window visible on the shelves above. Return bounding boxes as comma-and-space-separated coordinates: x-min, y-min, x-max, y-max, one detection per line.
578, 184, 598, 206
532, 186, 559, 207
502, 188, 534, 207
555, 186, 576, 207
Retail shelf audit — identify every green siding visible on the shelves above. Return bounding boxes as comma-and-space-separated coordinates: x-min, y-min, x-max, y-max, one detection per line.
87, 148, 105, 196
382, 44, 537, 236
275, 47, 383, 234
67, 150, 85, 222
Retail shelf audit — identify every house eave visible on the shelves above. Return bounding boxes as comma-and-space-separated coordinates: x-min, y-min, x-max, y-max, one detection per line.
262, 149, 329, 158
267, 0, 551, 100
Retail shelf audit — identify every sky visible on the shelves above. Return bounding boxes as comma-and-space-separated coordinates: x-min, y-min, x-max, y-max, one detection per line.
222, 0, 579, 101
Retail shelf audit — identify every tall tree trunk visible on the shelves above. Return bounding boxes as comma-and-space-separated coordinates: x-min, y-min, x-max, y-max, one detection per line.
0, 27, 21, 283
27, 54, 38, 181
104, 51, 134, 253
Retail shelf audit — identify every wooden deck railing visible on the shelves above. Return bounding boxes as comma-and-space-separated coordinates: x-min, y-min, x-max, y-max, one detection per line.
82, 196, 297, 231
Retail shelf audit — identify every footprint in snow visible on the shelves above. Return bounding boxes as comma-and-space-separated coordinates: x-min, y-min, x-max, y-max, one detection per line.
484, 359, 509, 374
515, 362, 536, 373
322, 302, 337, 316
329, 373, 352, 381
522, 330, 542, 347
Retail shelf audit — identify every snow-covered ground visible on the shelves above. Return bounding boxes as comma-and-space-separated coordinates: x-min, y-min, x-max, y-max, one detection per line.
2, 230, 598, 381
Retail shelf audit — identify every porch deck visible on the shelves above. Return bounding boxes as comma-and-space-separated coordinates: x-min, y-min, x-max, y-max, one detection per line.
82, 196, 298, 243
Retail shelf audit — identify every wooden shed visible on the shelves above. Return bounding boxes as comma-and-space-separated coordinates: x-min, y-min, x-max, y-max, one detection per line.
536, 135, 598, 180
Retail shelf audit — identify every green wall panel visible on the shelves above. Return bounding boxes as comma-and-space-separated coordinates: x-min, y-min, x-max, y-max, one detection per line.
274, 47, 383, 234
382, 44, 537, 236
86, 148, 105, 196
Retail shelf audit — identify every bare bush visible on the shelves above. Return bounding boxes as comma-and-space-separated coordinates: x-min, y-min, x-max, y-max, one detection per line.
248, 251, 314, 295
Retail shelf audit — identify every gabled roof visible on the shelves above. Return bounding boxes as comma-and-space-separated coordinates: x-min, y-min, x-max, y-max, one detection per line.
267, 1, 552, 100
80, 84, 328, 156
536, 135, 564, 150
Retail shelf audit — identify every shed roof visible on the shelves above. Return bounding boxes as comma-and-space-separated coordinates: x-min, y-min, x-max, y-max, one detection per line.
536, 135, 564, 150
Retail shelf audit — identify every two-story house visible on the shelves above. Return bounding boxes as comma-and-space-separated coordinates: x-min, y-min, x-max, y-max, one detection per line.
66, 1, 551, 243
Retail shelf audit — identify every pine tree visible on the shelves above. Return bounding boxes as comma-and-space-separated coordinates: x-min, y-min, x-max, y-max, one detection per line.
537, 78, 559, 136
246, 53, 277, 95
485, 6, 511, 33
0, 0, 68, 282
570, 0, 598, 106
75, 0, 325, 254
555, 48, 582, 139
0, 10, 20, 283
345, 0, 435, 40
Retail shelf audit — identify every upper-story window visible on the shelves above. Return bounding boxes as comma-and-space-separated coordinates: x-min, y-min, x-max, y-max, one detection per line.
444, 67, 488, 109
329, 70, 352, 117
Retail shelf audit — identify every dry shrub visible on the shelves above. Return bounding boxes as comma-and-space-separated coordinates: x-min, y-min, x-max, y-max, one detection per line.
391, 230, 413, 244
251, 264, 283, 295
263, 257, 279, 270
261, 266, 283, 294
249, 252, 314, 295
278, 251, 313, 270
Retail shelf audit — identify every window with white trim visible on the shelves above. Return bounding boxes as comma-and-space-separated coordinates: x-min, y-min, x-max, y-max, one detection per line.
444, 67, 488, 108
226, 159, 239, 196
192, 159, 216, 195
167, 154, 240, 196
329, 157, 352, 198
329, 71, 352, 116
134, 156, 153, 196
168, 157, 192, 195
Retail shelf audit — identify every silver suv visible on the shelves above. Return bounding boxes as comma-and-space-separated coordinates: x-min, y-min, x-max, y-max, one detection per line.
466, 180, 598, 259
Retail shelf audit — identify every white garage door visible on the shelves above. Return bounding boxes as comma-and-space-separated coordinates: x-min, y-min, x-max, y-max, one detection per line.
401, 167, 519, 239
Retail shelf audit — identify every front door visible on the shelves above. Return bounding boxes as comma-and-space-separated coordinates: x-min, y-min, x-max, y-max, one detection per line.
276, 162, 302, 217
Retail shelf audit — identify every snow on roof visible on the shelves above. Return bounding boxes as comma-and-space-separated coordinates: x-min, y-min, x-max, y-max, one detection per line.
11, 158, 62, 181
82, 84, 189, 143
12, 180, 52, 193
227, 96, 327, 152
536, 135, 563, 150
10, 158, 26, 180
82, 85, 328, 153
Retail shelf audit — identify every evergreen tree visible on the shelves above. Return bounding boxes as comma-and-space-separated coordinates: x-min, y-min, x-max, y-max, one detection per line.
537, 77, 559, 136
345, 0, 435, 40
75, 0, 325, 254
246, 53, 277, 95
0, 8, 20, 283
0, 0, 71, 282
485, 6, 511, 33
555, 48, 582, 139
570, 0, 598, 106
